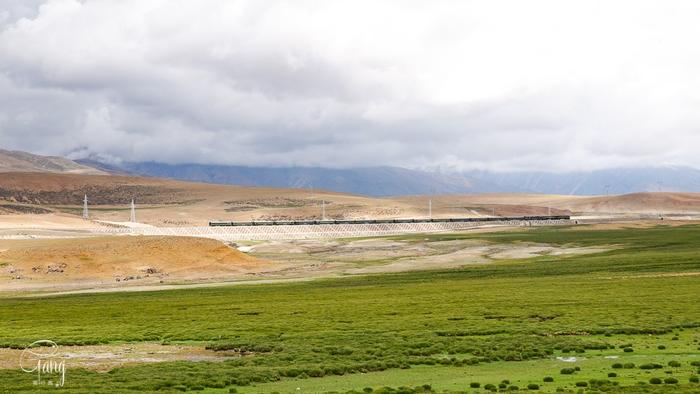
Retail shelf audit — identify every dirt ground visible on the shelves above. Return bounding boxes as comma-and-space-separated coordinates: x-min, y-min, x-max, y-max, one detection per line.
0, 233, 611, 295
0, 213, 101, 230
0, 343, 239, 372
0, 236, 283, 293
246, 237, 610, 276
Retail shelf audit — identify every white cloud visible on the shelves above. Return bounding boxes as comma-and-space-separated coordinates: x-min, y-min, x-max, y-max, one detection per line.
0, 0, 699, 171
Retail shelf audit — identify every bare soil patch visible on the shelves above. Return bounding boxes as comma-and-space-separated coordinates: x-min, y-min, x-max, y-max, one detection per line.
0, 343, 238, 372
0, 236, 281, 292
252, 237, 611, 276
0, 230, 610, 295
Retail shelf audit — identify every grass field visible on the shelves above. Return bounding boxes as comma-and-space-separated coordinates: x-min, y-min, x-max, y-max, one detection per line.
0, 224, 699, 393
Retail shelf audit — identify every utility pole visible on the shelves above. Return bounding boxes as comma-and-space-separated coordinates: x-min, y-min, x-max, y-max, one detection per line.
130, 199, 136, 222
321, 200, 326, 220
309, 183, 313, 220
82, 194, 89, 219
428, 199, 432, 219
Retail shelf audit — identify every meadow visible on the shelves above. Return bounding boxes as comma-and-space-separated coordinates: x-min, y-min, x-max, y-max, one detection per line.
0, 224, 699, 393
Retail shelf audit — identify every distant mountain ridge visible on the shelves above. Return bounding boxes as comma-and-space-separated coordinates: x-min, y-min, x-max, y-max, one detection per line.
100, 162, 504, 196
3, 149, 699, 196
0, 149, 106, 175
464, 167, 700, 196
82, 160, 700, 197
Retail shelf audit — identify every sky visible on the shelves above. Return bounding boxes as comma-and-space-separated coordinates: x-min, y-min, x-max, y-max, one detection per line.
0, 0, 699, 172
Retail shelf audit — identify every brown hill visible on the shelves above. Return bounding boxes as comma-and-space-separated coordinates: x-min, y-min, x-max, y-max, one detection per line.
0, 172, 420, 225
0, 149, 105, 175
0, 172, 192, 205
0, 236, 277, 289
3, 171, 699, 227
547, 192, 700, 214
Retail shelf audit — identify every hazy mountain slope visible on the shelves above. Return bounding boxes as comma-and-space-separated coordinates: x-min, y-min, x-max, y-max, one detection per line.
115, 162, 505, 196
74, 158, 133, 175
111, 162, 700, 196
8, 148, 700, 196
0, 149, 106, 175
465, 167, 700, 195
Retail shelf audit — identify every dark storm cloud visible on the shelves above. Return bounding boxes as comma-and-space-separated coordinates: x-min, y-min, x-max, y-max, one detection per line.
1, 0, 699, 171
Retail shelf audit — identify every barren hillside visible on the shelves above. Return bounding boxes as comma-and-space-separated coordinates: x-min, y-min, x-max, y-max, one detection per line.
0, 172, 421, 226
0, 236, 280, 291
2, 171, 699, 228
547, 192, 700, 214
0, 149, 106, 175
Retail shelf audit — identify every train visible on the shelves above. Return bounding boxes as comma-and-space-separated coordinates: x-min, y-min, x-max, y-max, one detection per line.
209, 215, 571, 227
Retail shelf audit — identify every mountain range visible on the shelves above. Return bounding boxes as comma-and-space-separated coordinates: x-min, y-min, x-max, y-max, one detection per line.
3, 149, 700, 196
81, 160, 700, 197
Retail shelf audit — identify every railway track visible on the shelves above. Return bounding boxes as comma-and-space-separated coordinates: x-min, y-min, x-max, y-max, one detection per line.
91, 216, 571, 240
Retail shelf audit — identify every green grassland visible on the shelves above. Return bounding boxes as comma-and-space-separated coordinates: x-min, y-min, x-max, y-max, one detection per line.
0, 224, 699, 393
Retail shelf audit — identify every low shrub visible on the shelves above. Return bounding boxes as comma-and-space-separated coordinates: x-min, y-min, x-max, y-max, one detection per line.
623, 347, 633, 353
623, 363, 635, 369
560, 368, 575, 375
575, 381, 588, 387
527, 383, 539, 390
649, 378, 662, 385
483, 383, 497, 391
657, 345, 666, 350
690, 376, 699, 383
608, 372, 617, 378
508, 386, 519, 391
469, 382, 480, 388
611, 363, 623, 369
668, 361, 681, 368
543, 376, 554, 382
664, 377, 678, 384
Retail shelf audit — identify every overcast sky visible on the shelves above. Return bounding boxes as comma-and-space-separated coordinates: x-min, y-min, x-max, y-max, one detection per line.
1, 0, 699, 172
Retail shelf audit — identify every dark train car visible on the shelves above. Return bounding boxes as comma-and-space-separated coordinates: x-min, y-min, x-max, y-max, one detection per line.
209, 215, 570, 227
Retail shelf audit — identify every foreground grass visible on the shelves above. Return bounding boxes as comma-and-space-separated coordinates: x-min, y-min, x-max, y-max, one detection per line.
0, 224, 699, 392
